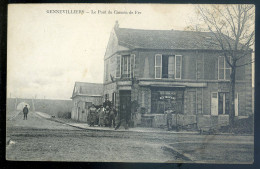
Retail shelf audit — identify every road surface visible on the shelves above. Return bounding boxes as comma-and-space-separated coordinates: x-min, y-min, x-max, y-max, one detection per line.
6, 111, 254, 163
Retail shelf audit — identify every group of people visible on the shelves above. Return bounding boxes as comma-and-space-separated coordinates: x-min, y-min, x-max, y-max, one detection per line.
87, 104, 117, 128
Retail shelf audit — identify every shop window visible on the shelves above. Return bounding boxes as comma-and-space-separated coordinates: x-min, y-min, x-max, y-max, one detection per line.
151, 89, 184, 114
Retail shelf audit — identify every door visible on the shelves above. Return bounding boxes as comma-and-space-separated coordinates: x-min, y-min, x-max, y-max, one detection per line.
119, 90, 131, 121
211, 92, 218, 116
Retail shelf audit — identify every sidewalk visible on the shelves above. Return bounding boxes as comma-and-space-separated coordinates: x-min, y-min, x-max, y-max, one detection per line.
35, 111, 199, 134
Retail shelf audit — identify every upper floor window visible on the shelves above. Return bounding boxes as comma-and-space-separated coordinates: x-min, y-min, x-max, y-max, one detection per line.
116, 54, 135, 78
218, 56, 231, 80
155, 54, 182, 79
122, 55, 131, 78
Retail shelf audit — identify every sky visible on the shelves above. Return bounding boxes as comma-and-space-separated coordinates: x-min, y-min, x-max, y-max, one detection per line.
7, 4, 254, 100
7, 4, 199, 99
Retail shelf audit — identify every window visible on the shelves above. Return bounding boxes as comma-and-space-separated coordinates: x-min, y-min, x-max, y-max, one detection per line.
121, 55, 131, 78
155, 54, 162, 79
218, 92, 230, 115
117, 54, 135, 78
155, 54, 182, 79
168, 56, 175, 78
218, 56, 231, 80
85, 102, 92, 109
175, 55, 182, 79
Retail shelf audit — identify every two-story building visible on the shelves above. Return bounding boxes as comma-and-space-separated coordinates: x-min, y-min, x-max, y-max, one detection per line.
103, 22, 253, 129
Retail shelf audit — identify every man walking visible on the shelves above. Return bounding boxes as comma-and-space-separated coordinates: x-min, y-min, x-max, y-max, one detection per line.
23, 105, 29, 120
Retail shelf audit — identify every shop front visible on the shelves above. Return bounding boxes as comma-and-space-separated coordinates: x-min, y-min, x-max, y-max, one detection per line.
151, 87, 184, 114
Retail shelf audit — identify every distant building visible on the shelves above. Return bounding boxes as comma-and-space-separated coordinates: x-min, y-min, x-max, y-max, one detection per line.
103, 22, 253, 128
71, 82, 103, 122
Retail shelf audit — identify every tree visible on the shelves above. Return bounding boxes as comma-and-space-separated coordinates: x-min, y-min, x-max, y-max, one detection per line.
196, 5, 255, 129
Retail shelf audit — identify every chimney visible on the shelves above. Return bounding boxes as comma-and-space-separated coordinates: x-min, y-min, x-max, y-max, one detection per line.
114, 20, 119, 30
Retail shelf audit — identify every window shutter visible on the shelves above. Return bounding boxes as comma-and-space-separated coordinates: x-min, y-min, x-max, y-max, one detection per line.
175, 55, 182, 79
235, 93, 239, 116
130, 54, 135, 77
116, 55, 121, 78
211, 92, 218, 116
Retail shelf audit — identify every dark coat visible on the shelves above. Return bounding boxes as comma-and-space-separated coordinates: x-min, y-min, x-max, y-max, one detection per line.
23, 107, 29, 114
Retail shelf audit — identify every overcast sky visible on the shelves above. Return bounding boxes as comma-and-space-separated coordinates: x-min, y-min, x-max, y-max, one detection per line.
7, 4, 254, 100
7, 4, 199, 99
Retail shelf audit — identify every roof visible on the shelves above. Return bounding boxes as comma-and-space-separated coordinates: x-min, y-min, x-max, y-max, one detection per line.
114, 28, 241, 50
72, 82, 103, 98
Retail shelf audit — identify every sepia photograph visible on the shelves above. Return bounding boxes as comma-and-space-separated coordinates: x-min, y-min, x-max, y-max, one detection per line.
6, 4, 255, 163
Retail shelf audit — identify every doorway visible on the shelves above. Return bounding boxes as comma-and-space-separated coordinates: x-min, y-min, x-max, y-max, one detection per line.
119, 90, 131, 123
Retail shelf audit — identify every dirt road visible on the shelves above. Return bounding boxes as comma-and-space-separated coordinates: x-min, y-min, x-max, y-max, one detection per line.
6, 111, 254, 163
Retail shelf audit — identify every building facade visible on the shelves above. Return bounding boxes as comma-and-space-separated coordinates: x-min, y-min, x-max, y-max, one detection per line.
103, 22, 253, 129
71, 82, 103, 122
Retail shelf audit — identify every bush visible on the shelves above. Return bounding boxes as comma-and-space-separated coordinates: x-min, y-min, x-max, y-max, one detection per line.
57, 111, 71, 119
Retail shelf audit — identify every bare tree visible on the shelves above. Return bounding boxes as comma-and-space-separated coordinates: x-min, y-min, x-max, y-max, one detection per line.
196, 4, 255, 129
